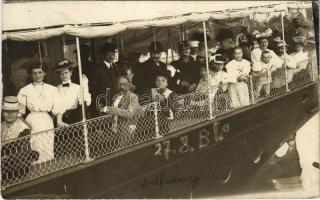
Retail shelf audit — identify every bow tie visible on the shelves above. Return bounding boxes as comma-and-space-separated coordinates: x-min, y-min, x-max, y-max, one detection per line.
62, 83, 70, 87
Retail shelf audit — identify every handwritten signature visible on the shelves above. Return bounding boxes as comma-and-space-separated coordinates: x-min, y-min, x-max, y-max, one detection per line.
141, 174, 199, 190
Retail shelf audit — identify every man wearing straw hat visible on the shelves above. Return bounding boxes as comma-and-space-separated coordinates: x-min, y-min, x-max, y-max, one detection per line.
1, 96, 39, 180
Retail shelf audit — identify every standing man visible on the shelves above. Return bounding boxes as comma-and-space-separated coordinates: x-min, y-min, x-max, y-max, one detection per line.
189, 40, 200, 62
133, 41, 171, 96
89, 42, 122, 117
215, 28, 235, 62
171, 41, 201, 94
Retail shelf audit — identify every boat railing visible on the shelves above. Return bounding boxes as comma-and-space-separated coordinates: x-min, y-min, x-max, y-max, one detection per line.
1, 56, 317, 190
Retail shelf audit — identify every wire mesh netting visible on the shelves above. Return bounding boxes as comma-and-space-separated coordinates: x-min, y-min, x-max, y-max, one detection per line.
1, 56, 317, 189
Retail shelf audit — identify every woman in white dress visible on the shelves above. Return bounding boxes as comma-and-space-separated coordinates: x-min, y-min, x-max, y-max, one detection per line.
225, 47, 251, 108
17, 62, 66, 164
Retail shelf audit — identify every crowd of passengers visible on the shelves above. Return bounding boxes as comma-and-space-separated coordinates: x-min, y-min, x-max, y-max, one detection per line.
1, 16, 317, 179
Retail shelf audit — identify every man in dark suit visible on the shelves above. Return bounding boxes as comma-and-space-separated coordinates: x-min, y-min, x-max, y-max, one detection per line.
133, 41, 171, 97
171, 41, 201, 94
89, 42, 123, 117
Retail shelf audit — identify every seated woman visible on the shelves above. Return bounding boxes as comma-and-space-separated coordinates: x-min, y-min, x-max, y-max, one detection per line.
225, 47, 251, 109
1, 96, 39, 181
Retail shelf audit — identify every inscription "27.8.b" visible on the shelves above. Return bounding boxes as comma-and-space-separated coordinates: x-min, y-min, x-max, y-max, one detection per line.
154, 123, 229, 160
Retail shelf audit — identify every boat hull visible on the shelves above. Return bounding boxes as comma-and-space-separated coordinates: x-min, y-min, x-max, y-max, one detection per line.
3, 82, 319, 199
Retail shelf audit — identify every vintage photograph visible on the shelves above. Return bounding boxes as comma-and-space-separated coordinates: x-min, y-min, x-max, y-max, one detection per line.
1, 0, 319, 198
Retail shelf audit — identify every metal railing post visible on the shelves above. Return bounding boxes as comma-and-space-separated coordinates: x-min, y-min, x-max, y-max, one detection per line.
249, 75, 255, 104
280, 11, 289, 92
75, 36, 92, 162
202, 21, 214, 120
153, 102, 162, 139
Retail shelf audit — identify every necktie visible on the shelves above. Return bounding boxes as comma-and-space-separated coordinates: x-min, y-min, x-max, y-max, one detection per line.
62, 83, 70, 87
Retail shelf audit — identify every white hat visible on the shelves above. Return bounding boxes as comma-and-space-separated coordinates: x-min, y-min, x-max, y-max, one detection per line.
2, 96, 23, 111
188, 40, 199, 48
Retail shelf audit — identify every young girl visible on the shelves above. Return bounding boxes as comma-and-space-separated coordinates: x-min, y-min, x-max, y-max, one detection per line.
290, 40, 309, 73
252, 51, 279, 98
210, 54, 231, 112
225, 47, 251, 108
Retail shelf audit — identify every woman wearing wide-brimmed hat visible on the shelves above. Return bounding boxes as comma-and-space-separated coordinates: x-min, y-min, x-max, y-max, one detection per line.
17, 61, 65, 164
1, 96, 39, 180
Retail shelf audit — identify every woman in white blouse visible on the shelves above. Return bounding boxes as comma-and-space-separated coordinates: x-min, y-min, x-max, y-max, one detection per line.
17, 62, 65, 164
225, 47, 251, 108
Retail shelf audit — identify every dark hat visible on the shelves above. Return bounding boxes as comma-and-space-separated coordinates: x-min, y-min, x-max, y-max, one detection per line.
179, 40, 191, 51
149, 41, 164, 53
240, 25, 249, 32
212, 54, 227, 64
276, 41, 289, 48
55, 59, 77, 72
190, 32, 211, 43
24, 57, 50, 74
215, 28, 234, 42
101, 42, 116, 53
155, 70, 170, 81
2, 96, 23, 111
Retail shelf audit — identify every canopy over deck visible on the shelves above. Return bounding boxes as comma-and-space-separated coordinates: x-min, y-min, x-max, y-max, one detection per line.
2, 1, 311, 41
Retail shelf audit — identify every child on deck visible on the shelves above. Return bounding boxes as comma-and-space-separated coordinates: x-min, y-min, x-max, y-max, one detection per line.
210, 55, 231, 111
225, 47, 251, 108
290, 40, 309, 73
252, 51, 279, 98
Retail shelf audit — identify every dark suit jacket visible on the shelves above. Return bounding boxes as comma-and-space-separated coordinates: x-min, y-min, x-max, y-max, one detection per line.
133, 59, 171, 96
89, 62, 123, 117
171, 58, 201, 94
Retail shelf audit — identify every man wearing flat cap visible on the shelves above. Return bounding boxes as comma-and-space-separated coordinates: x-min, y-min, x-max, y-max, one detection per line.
89, 42, 123, 117
171, 40, 201, 94
133, 41, 171, 96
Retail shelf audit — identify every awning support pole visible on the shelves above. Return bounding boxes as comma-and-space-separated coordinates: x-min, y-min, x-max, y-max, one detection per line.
154, 102, 162, 139
76, 36, 92, 162
152, 28, 157, 50
280, 11, 289, 92
203, 21, 214, 120
38, 41, 43, 67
